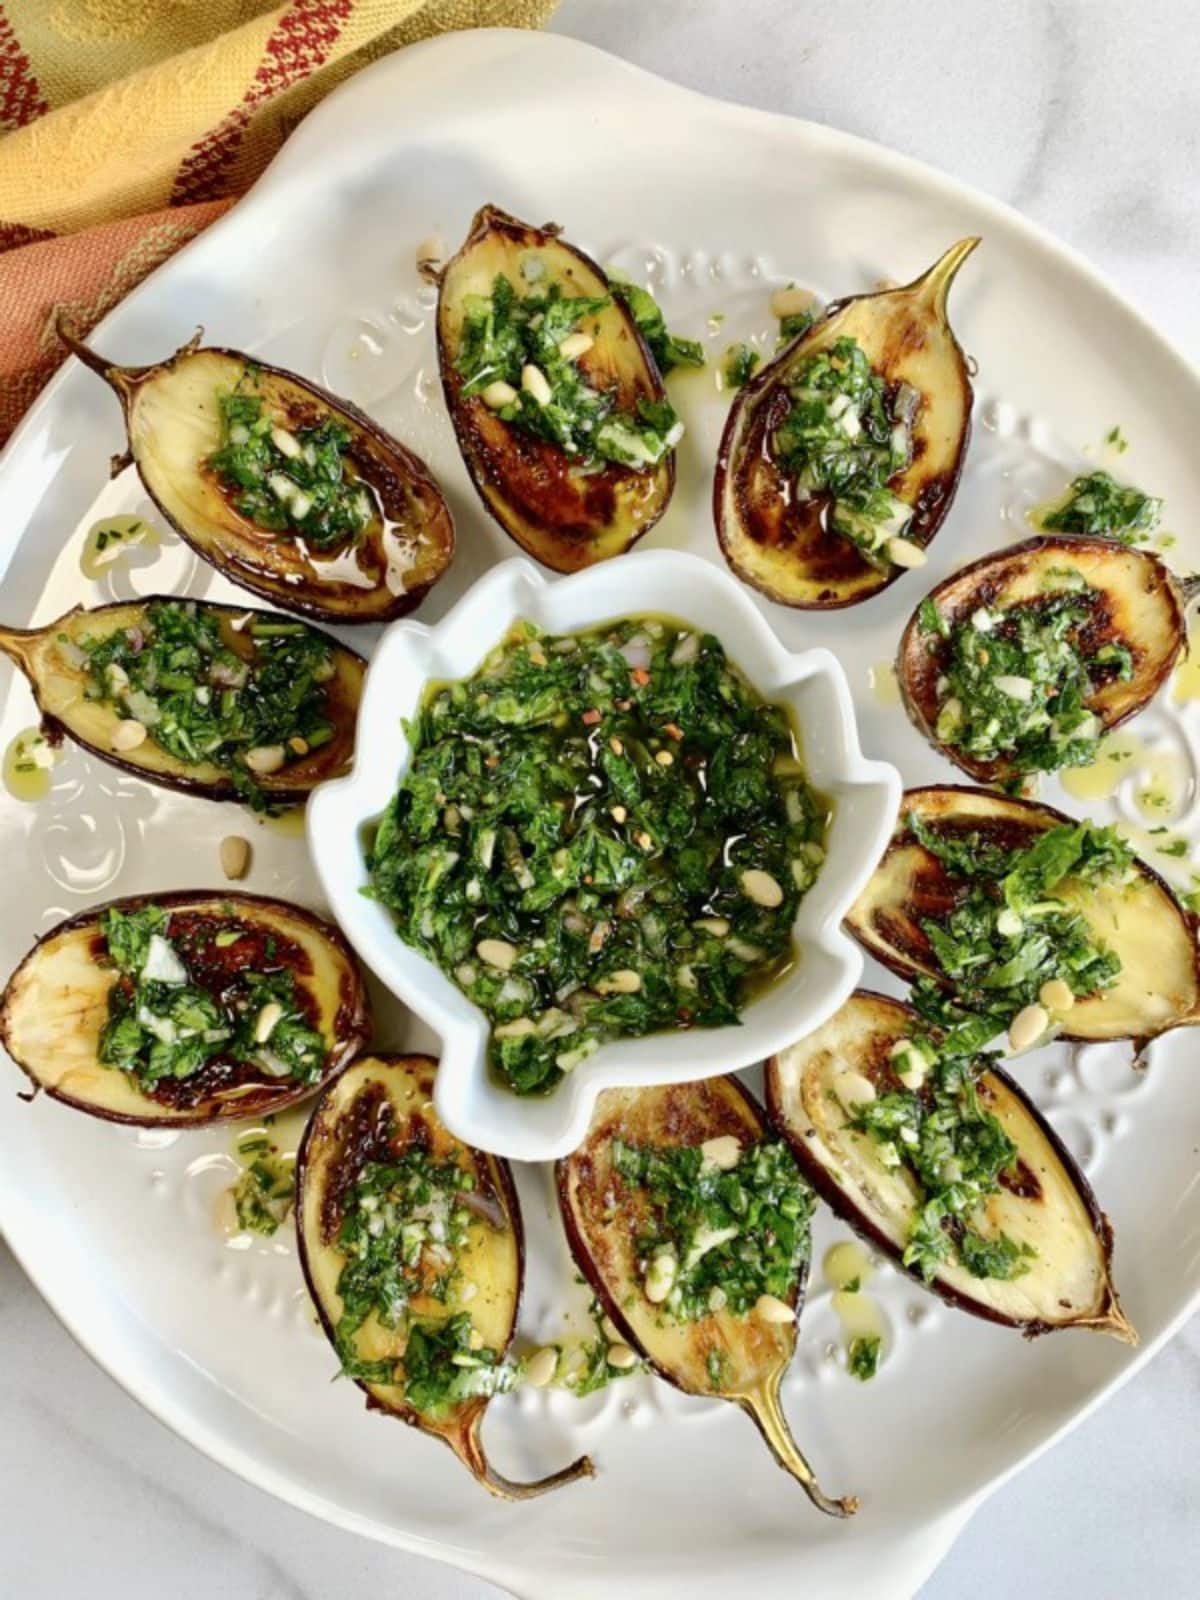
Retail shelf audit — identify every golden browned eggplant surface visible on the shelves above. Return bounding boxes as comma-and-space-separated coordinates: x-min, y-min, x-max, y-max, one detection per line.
436, 205, 676, 571
715, 240, 977, 608
557, 1077, 856, 1516
848, 786, 1200, 1046
767, 991, 1133, 1339
60, 324, 454, 624
297, 1053, 592, 1499
0, 891, 370, 1125
0, 597, 363, 806
897, 535, 1187, 784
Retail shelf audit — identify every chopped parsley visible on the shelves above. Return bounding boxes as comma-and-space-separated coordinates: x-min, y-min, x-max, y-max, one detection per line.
97, 905, 326, 1088
611, 275, 705, 374
232, 1131, 295, 1235
722, 342, 761, 389
610, 1136, 814, 1323
920, 575, 1133, 774
907, 812, 1133, 1034
567, 1301, 644, 1396
76, 599, 339, 810
847, 1335, 881, 1381
332, 1145, 514, 1416
772, 337, 917, 567
851, 1030, 1034, 1283
369, 618, 825, 1097
1042, 470, 1161, 543
456, 271, 683, 469
208, 385, 373, 548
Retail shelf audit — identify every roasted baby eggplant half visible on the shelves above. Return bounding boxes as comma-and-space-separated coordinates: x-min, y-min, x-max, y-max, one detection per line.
898, 535, 1188, 784
557, 1077, 857, 1517
58, 322, 454, 623
847, 786, 1200, 1048
297, 1053, 593, 1499
435, 204, 677, 572
0, 596, 363, 805
0, 891, 370, 1125
715, 240, 978, 608
767, 991, 1133, 1339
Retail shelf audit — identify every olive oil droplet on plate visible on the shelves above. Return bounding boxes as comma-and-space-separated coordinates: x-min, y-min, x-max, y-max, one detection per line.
4, 725, 59, 802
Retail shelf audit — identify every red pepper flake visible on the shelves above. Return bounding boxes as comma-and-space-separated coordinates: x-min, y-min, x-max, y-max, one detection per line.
663, 722, 684, 741
631, 667, 651, 686
581, 709, 601, 726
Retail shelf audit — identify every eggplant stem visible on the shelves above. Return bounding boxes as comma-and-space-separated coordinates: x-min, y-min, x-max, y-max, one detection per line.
0, 621, 39, 677
739, 1378, 858, 1518
451, 1423, 594, 1501
912, 236, 981, 314
55, 316, 122, 386
1094, 1300, 1138, 1346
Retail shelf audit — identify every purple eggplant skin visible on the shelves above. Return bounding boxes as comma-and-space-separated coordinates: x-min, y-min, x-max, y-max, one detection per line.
0, 596, 364, 805
295, 1052, 594, 1501
434, 204, 675, 573
714, 240, 977, 610
897, 534, 1188, 785
847, 784, 1200, 1048
766, 989, 1135, 1342
58, 321, 455, 625
556, 1074, 858, 1518
0, 890, 372, 1127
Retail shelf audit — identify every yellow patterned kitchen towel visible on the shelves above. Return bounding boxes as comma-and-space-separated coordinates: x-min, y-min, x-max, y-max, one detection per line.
0, 0, 558, 441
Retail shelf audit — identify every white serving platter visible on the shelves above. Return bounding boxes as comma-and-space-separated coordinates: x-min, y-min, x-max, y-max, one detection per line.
2, 28, 1199, 1600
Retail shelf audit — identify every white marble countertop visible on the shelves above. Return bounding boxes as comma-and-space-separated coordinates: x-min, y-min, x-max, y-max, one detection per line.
3, 3, 1198, 1596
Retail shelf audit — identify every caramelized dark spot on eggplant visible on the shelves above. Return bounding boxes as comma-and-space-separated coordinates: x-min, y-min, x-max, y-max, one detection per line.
57, 321, 454, 624
297, 1054, 593, 1500
898, 536, 1188, 784
715, 241, 977, 609
848, 786, 1200, 1045
0, 891, 370, 1126
435, 205, 675, 572
558, 1077, 857, 1518
767, 990, 1135, 1340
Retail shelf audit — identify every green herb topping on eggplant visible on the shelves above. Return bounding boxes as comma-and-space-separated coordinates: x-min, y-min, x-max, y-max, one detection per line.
557, 1077, 857, 1518
58, 322, 454, 623
715, 240, 977, 608
848, 786, 1200, 1049
368, 616, 826, 1097
1040, 470, 1162, 543
297, 1054, 593, 1500
0, 597, 363, 807
767, 991, 1134, 1340
899, 536, 1187, 785
435, 205, 677, 571
0, 891, 370, 1125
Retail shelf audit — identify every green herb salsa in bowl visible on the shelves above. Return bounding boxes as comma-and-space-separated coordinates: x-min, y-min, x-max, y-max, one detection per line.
367, 616, 829, 1098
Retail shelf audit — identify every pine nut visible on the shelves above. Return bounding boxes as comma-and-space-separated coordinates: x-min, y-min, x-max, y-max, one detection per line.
110, 718, 147, 752
740, 868, 784, 908
994, 674, 1034, 702
754, 1293, 796, 1325
595, 968, 641, 994
770, 285, 815, 320
1008, 1002, 1050, 1053
481, 380, 518, 409
219, 835, 251, 881
700, 1135, 741, 1170
270, 427, 302, 460
600, 1314, 622, 1343
655, 749, 674, 766
1039, 978, 1075, 1012
834, 1070, 877, 1109
288, 735, 309, 756
610, 805, 628, 823
887, 536, 927, 569
521, 363, 553, 405
494, 1017, 536, 1039
694, 916, 730, 938
524, 1346, 558, 1388
558, 332, 594, 360
477, 938, 518, 972
468, 1328, 484, 1351
643, 1253, 677, 1303
245, 744, 286, 775
606, 1343, 638, 1370
253, 1001, 284, 1044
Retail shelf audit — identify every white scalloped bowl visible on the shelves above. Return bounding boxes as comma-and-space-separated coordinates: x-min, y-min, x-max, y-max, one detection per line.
307, 550, 899, 1159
